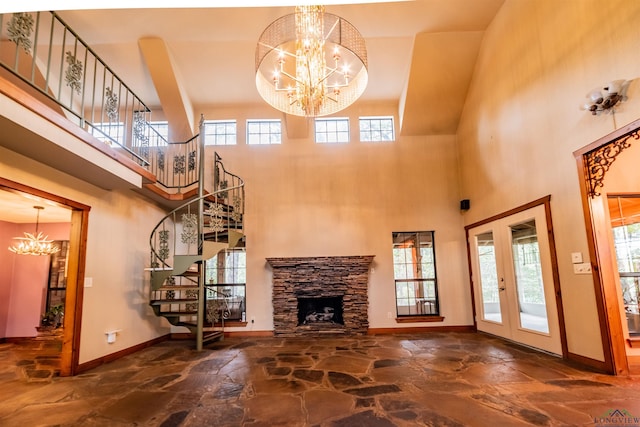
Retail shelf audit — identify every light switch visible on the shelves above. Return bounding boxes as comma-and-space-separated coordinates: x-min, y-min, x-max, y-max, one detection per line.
571, 252, 583, 264
84, 277, 93, 287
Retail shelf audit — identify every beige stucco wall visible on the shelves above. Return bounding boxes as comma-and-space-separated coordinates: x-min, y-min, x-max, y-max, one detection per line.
199, 101, 473, 332
457, 0, 640, 361
0, 146, 169, 364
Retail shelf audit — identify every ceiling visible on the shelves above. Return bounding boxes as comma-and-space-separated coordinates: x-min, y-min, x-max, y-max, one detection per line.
0, 189, 72, 224
55, 0, 504, 135
0, 1, 505, 222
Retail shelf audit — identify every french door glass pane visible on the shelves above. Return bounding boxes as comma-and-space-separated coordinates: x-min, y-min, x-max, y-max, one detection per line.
477, 231, 501, 323
510, 220, 549, 333
611, 222, 640, 335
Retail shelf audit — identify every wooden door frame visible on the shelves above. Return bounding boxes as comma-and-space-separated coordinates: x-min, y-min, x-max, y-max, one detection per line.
0, 177, 90, 376
465, 196, 569, 358
573, 118, 640, 376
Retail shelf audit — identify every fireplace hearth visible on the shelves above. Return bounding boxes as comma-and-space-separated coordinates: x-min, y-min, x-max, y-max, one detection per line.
267, 256, 374, 336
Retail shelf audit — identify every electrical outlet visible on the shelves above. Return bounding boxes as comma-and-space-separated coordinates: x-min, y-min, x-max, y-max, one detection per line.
573, 263, 592, 274
387, 312, 392, 318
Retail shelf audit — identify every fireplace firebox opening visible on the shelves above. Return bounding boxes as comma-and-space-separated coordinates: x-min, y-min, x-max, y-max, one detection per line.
297, 296, 344, 326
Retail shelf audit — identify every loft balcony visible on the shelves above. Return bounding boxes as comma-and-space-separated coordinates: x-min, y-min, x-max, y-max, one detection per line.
0, 11, 198, 207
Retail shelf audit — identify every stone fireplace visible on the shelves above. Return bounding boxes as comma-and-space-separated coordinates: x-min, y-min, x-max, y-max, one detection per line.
266, 256, 374, 336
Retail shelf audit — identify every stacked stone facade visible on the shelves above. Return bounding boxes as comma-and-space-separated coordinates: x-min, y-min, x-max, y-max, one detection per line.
266, 256, 374, 337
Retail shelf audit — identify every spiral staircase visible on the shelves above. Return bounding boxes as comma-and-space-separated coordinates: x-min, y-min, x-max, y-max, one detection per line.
147, 149, 244, 350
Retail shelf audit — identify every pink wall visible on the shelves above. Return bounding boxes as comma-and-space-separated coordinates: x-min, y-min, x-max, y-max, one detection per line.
1, 221, 70, 338
0, 221, 17, 338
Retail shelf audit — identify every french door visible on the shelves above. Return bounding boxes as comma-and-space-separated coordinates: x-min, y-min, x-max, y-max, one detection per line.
468, 204, 562, 355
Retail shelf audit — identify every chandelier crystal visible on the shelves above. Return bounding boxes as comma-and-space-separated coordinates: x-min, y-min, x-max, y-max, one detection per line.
255, 5, 368, 117
8, 206, 60, 256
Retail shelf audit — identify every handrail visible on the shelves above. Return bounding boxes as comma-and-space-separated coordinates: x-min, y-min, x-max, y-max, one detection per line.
0, 11, 166, 168
151, 134, 201, 190
0, 11, 215, 194
147, 185, 243, 270
148, 152, 245, 269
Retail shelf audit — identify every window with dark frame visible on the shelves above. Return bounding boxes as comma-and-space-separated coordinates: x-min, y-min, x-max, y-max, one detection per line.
392, 231, 439, 317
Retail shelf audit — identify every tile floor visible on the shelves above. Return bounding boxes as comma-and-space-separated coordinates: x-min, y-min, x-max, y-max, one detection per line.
0, 332, 639, 426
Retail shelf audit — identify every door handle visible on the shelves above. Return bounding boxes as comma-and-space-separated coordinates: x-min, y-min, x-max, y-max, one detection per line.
499, 287, 506, 291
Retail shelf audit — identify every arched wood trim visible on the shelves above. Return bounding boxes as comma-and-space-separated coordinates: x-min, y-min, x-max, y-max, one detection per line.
0, 177, 90, 376
573, 118, 640, 376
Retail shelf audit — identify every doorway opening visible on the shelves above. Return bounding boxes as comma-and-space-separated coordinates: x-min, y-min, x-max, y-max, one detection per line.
608, 195, 640, 338
0, 177, 90, 376
574, 118, 640, 375
466, 196, 566, 357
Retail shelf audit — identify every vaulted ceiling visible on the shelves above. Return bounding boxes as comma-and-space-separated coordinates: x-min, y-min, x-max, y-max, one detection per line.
55, 0, 505, 136
1, 1, 505, 223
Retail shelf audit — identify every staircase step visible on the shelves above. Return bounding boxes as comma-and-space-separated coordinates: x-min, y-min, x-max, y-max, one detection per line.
202, 331, 224, 343
151, 299, 198, 305
150, 269, 175, 291
202, 241, 228, 260
181, 270, 200, 277
173, 255, 202, 275
157, 310, 198, 315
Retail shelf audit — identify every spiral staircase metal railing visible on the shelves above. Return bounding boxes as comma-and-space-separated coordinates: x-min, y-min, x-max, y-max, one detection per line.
148, 147, 244, 350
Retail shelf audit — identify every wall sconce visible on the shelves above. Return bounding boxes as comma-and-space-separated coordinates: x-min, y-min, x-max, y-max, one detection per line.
582, 80, 628, 115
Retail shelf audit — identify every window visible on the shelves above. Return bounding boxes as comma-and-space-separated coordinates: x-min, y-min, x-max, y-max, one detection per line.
360, 116, 394, 142
89, 122, 124, 145
204, 120, 237, 146
247, 119, 281, 145
609, 195, 640, 335
148, 121, 169, 142
205, 248, 246, 322
392, 231, 439, 317
145, 121, 169, 146
315, 117, 349, 143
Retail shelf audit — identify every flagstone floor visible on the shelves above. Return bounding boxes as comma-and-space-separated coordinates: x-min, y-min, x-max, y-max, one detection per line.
0, 332, 639, 426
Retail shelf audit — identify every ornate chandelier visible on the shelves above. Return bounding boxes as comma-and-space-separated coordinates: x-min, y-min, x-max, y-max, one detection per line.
8, 206, 60, 256
255, 5, 368, 117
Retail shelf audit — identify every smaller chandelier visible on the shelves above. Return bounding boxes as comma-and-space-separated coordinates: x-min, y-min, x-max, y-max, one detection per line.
582, 80, 628, 115
255, 5, 368, 117
8, 206, 60, 256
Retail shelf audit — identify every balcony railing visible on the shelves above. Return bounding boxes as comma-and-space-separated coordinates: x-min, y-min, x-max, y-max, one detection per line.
0, 11, 164, 171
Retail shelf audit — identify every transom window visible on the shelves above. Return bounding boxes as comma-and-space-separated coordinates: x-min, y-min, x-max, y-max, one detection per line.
392, 231, 440, 317
360, 116, 394, 142
247, 119, 281, 145
315, 117, 349, 143
89, 122, 124, 145
147, 121, 169, 146
148, 121, 169, 141
204, 120, 237, 146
